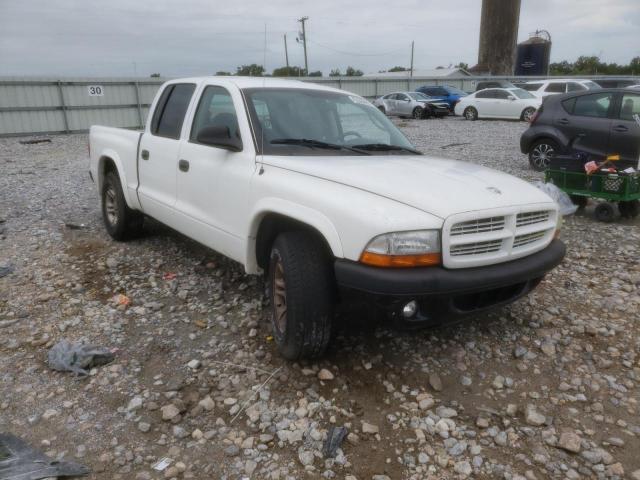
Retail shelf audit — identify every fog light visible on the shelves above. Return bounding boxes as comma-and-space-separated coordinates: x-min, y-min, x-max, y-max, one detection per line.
402, 300, 418, 318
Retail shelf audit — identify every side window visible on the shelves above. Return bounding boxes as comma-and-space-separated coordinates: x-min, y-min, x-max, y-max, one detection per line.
493, 90, 510, 100
476, 90, 493, 99
567, 82, 584, 92
397, 94, 409, 101
620, 93, 640, 121
434, 88, 448, 96
150, 86, 173, 134
382, 94, 393, 99
153, 83, 196, 139
425, 88, 437, 96
190, 86, 240, 143
545, 82, 566, 93
521, 83, 542, 92
573, 92, 614, 118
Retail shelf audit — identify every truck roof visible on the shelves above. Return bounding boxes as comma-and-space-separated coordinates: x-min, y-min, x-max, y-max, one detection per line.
166, 76, 343, 93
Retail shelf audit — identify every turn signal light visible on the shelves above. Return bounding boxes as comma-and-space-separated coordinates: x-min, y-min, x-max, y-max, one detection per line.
359, 252, 441, 268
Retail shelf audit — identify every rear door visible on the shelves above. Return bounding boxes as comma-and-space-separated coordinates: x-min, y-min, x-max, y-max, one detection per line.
609, 92, 640, 165
138, 83, 196, 221
555, 91, 615, 157
473, 89, 495, 117
492, 89, 514, 117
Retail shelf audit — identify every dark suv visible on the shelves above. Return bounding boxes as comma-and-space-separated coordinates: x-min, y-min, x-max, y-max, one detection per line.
520, 89, 640, 171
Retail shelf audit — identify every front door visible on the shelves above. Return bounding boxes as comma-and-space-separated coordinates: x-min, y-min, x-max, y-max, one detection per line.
138, 83, 196, 222
556, 91, 615, 158
175, 84, 256, 262
609, 92, 640, 166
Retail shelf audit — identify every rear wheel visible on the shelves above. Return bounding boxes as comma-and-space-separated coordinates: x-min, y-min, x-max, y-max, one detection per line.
266, 231, 334, 360
102, 171, 143, 240
529, 138, 560, 171
463, 107, 478, 121
412, 106, 424, 119
595, 202, 616, 222
521, 107, 536, 122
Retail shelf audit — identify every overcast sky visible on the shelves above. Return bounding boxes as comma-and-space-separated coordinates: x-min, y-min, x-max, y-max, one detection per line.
1, 0, 639, 77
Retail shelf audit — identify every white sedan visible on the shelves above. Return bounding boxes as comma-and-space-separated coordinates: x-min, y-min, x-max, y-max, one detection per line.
454, 88, 542, 121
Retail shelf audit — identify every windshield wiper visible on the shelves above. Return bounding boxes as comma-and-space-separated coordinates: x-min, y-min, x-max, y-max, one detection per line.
352, 143, 422, 155
270, 138, 370, 155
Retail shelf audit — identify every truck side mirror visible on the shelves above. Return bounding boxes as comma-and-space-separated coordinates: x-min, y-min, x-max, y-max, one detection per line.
195, 125, 242, 152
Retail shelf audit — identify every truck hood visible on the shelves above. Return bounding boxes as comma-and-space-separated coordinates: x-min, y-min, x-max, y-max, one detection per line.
263, 155, 554, 219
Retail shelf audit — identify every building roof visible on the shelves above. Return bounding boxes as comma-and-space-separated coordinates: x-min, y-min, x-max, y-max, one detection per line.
363, 67, 470, 78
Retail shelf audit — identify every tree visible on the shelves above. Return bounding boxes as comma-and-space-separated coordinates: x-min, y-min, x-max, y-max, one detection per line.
329, 68, 342, 77
345, 66, 363, 77
236, 64, 265, 76
149, 73, 161, 78
388, 66, 408, 72
272, 66, 303, 77
308, 70, 323, 77
215, 71, 231, 76
455, 62, 469, 70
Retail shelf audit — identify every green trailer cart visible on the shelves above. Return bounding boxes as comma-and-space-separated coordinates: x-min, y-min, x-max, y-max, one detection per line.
545, 169, 640, 222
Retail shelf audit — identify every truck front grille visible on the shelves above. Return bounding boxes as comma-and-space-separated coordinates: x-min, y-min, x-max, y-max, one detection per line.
451, 216, 505, 236
444, 207, 557, 268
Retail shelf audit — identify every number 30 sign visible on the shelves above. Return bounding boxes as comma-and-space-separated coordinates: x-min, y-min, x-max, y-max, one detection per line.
87, 85, 104, 96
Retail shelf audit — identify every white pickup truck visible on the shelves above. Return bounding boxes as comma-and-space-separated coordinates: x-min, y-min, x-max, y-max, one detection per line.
89, 77, 566, 359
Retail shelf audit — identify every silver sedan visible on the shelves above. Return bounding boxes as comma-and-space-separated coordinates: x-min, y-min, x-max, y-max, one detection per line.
372, 91, 450, 119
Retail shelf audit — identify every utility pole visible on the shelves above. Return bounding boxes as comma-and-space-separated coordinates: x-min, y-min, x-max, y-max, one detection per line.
284, 34, 289, 68
410, 41, 414, 77
298, 16, 309, 76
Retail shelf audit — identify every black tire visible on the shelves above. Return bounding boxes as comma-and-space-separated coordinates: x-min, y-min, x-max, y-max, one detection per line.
570, 195, 588, 209
463, 107, 478, 121
412, 107, 424, 119
266, 231, 334, 360
618, 200, 639, 219
521, 107, 536, 122
594, 202, 616, 222
101, 171, 144, 240
377, 106, 386, 115
528, 138, 560, 172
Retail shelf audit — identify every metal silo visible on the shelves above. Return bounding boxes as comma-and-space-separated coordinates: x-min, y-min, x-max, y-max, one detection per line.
515, 30, 552, 76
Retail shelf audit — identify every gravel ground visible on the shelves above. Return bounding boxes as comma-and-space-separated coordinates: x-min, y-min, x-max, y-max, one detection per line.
1, 117, 639, 480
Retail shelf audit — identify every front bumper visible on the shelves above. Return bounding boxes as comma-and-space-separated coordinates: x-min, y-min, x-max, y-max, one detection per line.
334, 239, 566, 322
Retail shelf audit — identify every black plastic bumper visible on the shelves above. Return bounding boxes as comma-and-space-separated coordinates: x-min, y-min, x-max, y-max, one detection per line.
335, 239, 565, 296
334, 240, 565, 322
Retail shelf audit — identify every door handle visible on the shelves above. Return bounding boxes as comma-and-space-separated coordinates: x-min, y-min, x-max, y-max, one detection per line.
613, 125, 628, 132
141, 149, 149, 160
178, 159, 190, 172
557, 118, 570, 125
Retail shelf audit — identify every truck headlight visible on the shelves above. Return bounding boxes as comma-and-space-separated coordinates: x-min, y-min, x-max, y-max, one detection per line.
359, 230, 441, 267
554, 214, 563, 239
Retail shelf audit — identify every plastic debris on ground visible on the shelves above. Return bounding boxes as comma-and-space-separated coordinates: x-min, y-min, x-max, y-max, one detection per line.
47, 339, 115, 376
322, 425, 348, 458
533, 181, 578, 216
0, 432, 89, 479
152, 457, 173, 471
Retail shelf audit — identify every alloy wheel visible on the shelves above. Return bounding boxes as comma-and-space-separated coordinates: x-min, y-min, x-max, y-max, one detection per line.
531, 143, 554, 170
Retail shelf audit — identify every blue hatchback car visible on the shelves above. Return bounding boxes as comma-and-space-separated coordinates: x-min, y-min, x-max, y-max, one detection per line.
415, 85, 468, 111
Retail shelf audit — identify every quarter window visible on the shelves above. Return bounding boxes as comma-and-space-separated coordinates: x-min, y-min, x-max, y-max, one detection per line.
152, 83, 196, 139
572, 92, 614, 118
493, 90, 510, 100
190, 86, 241, 143
620, 93, 640, 121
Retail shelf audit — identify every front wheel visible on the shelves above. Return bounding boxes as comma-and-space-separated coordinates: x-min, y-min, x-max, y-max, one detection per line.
102, 171, 144, 240
267, 231, 334, 360
463, 107, 478, 121
412, 107, 424, 119
521, 107, 536, 122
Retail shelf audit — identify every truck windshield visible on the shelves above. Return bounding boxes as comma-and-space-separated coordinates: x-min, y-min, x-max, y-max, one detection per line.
242, 88, 419, 156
